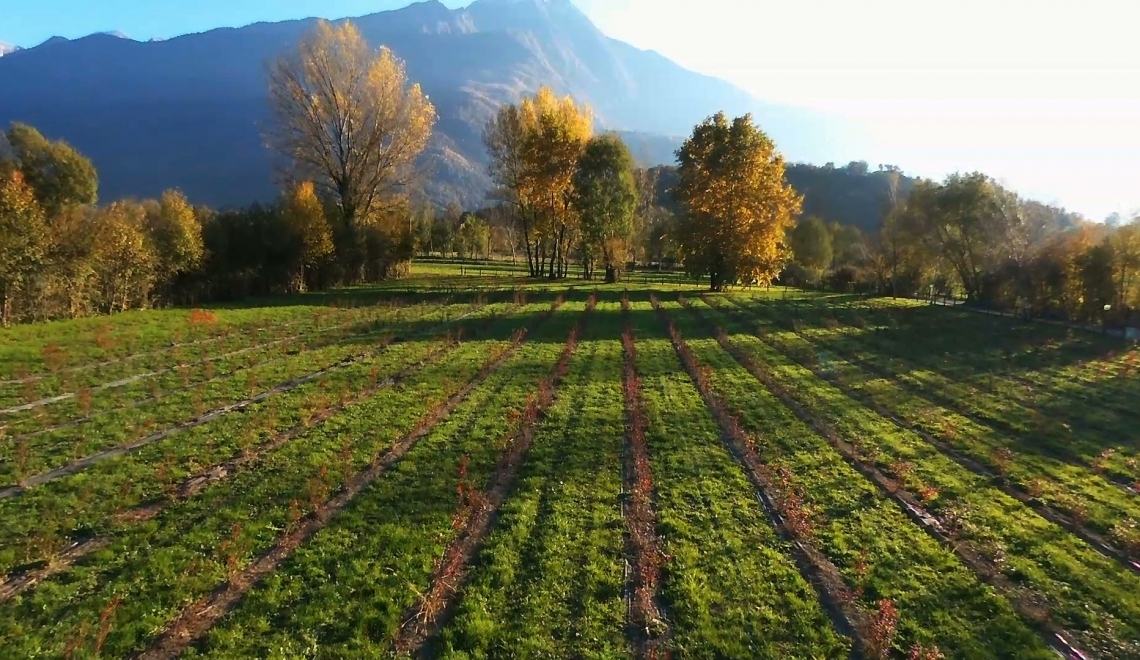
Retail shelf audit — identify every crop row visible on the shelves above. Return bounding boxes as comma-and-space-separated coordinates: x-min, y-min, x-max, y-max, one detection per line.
694, 294, 1140, 657
651, 296, 868, 654
0, 299, 500, 489
168, 297, 588, 658
0, 295, 541, 578
620, 293, 670, 653
0, 294, 564, 657
724, 296, 1140, 567
818, 299, 1140, 452
0, 296, 419, 385
0, 296, 468, 423
394, 293, 594, 655
625, 296, 849, 658
827, 298, 1140, 419
429, 295, 630, 657
659, 296, 1054, 658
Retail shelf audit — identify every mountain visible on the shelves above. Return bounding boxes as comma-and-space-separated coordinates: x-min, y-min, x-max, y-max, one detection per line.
0, 0, 844, 209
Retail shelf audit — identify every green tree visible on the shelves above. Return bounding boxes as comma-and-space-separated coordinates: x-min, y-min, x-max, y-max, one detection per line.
0, 170, 48, 324
893, 173, 1022, 302
790, 216, 834, 274
4, 123, 98, 217
572, 134, 638, 282
676, 112, 801, 290
829, 222, 864, 268
457, 214, 491, 261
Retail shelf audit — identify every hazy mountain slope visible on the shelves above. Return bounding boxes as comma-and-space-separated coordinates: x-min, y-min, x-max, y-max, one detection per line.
0, 0, 840, 209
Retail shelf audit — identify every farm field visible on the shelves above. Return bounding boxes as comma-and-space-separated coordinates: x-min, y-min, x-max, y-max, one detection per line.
1, 273, 1139, 659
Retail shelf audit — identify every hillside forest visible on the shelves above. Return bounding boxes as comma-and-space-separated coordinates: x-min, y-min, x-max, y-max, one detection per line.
1, 21, 1138, 328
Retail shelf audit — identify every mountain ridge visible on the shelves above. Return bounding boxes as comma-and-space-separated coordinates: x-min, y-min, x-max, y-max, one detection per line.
0, 0, 842, 209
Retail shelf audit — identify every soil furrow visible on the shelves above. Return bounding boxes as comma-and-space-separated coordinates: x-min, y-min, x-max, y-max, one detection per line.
620, 294, 671, 657
0, 538, 109, 602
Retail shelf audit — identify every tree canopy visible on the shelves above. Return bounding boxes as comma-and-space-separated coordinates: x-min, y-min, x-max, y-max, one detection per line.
572, 134, 638, 282
3, 123, 98, 218
0, 170, 48, 324
675, 112, 801, 291
790, 216, 834, 274
484, 86, 593, 278
267, 20, 435, 282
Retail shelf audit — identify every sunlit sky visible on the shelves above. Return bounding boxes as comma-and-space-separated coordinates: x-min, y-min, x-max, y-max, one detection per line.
3, 0, 1138, 220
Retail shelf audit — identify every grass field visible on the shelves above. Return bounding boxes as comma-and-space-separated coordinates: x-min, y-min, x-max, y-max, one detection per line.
1, 266, 1139, 659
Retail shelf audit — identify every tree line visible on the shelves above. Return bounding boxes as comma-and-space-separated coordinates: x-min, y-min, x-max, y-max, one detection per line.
0, 21, 434, 325
4, 18, 1135, 327
780, 171, 1140, 326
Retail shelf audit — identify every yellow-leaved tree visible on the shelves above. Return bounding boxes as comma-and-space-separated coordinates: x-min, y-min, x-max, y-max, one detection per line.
267, 20, 435, 282
0, 170, 48, 325
146, 189, 205, 303
485, 87, 592, 278
281, 181, 335, 292
675, 112, 801, 290
90, 202, 157, 313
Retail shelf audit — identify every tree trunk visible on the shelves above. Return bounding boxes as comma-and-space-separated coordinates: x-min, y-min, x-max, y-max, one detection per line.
605, 265, 618, 284
0, 282, 10, 327
521, 214, 535, 277
548, 236, 558, 279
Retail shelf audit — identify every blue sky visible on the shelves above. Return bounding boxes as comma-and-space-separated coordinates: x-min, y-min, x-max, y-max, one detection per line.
3, 0, 1138, 220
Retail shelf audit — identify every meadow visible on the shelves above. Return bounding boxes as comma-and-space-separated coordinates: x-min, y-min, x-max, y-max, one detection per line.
1, 264, 1138, 659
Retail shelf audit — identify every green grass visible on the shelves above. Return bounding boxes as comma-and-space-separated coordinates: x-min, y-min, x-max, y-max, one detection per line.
0, 300, 547, 658
435, 297, 629, 659
696, 294, 1140, 657
664, 297, 1048, 658
2, 276, 1138, 659
183, 297, 589, 658
628, 297, 849, 659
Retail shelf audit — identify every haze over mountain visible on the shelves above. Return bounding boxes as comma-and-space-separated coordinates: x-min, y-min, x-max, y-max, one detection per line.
0, 0, 849, 210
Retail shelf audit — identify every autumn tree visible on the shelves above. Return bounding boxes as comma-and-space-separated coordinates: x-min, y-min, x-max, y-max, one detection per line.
0, 170, 48, 325
267, 20, 435, 282
90, 202, 157, 313
43, 204, 100, 318
281, 181, 335, 291
675, 113, 801, 290
1110, 222, 1140, 314
484, 87, 592, 278
572, 134, 638, 282
3, 123, 98, 217
145, 189, 204, 302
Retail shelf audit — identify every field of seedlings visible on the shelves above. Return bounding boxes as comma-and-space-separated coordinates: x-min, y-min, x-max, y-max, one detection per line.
2, 271, 1139, 659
